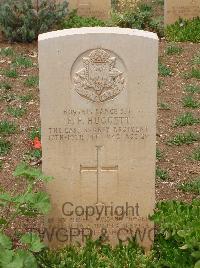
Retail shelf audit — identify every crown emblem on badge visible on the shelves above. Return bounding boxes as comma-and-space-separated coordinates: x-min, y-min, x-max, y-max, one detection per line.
89, 49, 110, 63
73, 48, 126, 103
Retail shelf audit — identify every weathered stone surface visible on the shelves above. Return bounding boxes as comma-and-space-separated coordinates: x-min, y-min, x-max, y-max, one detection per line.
164, 0, 200, 25
39, 27, 158, 250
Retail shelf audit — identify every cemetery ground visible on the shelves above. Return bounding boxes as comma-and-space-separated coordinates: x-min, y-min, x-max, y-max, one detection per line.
0, 39, 200, 267
0, 1, 199, 267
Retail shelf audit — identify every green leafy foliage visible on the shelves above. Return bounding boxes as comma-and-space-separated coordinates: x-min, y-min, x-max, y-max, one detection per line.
184, 68, 200, 80
0, 121, 17, 135
7, 107, 26, 118
3, 68, 18, 78
191, 148, 200, 161
151, 200, 200, 268
63, 10, 105, 28
12, 55, 33, 68
29, 128, 41, 141
165, 18, 200, 43
156, 167, 170, 181
0, 0, 68, 42
174, 112, 200, 127
0, 163, 53, 267
179, 178, 200, 195
185, 84, 200, 94
24, 76, 39, 88
0, 81, 12, 91
0, 139, 11, 156
168, 132, 200, 146
156, 148, 164, 161
158, 62, 172, 77
0, 47, 15, 57
165, 43, 183, 55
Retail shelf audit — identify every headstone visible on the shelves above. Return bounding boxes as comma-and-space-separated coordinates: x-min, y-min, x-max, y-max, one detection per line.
164, 0, 200, 25
39, 27, 158, 250
67, 0, 111, 20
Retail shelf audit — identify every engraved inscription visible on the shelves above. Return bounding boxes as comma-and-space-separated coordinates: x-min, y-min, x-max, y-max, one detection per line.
47, 108, 149, 142
72, 49, 126, 103
80, 146, 118, 205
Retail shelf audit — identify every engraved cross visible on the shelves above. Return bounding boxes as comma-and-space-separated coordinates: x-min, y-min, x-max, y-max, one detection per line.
80, 146, 118, 205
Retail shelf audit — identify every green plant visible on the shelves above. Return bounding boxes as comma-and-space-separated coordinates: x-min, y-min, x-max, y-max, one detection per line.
158, 63, 172, 77
159, 102, 171, 110
174, 112, 200, 127
191, 147, 200, 161
111, 3, 154, 31
12, 55, 33, 68
63, 10, 105, 28
0, 163, 53, 267
182, 95, 200, 108
0, 0, 68, 42
24, 76, 39, 87
168, 132, 200, 146
3, 68, 18, 78
156, 167, 169, 181
0, 81, 12, 91
0, 47, 15, 57
165, 43, 183, 55
184, 68, 200, 80
192, 52, 200, 65
156, 148, 164, 161
20, 94, 33, 103
29, 128, 41, 141
185, 84, 200, 94
0, 120, 17, 135
179, 178, 200, 195
7, 107, 26, 118
0, 139, 11, 156
151, 200, 200, 268
165, 18, 200, 43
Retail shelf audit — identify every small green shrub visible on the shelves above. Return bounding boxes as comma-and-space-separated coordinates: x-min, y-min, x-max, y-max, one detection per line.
182, 95, 200, 108
12, 55, 33, 68
158, 63, 172, 77
168, 132, 200, 146
185, 84, 200, 94
174, 112, 200, 127
0, 81, 12, 91
29, 128, 41, 141
7, 107, 26, 118
191, 147, 200, 161
24, 76, 39, 87
0, 0, 68, 42
0, 47, 15, 57
165, 43, 183, 55
0, 120, 17, 135
165, 18, 200, 43
156, 148, 164, 161
156, 167, 169, 181
0, 139, 11, 156
63, 10, 105, 28
184, 68, 200, 80
19, 94, 33, 103
0, 163, 53, 267
179, 178, 200, 194
3, 68, 18, 78
192, 52, 200, 65
151, 200, 200, 268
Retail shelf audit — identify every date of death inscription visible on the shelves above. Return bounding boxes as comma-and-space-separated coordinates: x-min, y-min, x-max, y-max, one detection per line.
47, 108, 149, 142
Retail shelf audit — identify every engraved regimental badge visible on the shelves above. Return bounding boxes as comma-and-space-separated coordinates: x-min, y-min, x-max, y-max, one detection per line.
72, 49, 126, 102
